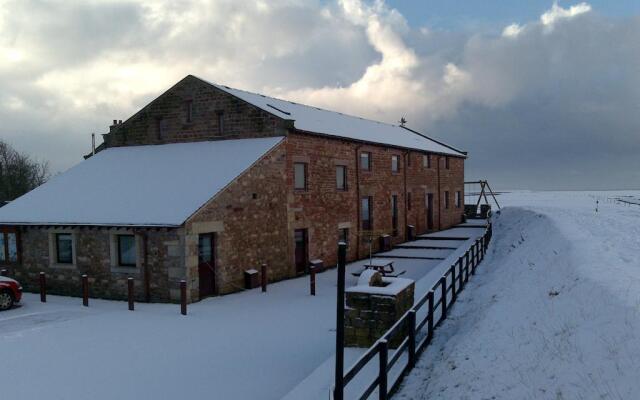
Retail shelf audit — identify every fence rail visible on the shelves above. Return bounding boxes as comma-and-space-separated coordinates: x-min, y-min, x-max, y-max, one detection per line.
334, 219, 493, 400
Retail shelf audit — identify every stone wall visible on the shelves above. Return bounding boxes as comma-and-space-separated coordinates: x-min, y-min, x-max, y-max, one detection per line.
9, 227, 184, 303
344, 279, 415, 347
285, 132, 465, 268
103, 75, 288, 148
184, 142, 289, 299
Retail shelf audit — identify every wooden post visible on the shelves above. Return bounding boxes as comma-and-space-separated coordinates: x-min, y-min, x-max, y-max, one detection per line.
127, 278, 134, 311
427, 290, 434, 343
39, 272, 47, 303
82, 274, 89, 307
440, 276, 447, 321
464, 251, 470, 282
450, 265, 456, 302
378, 339, 389, 400
180, 280, 187, 315
310, 266, 316, 296
261, 263, 267, 293
458, 257, 464, 290
408, 310, 416, 368
471, 245, 477, 275
334, 242, 347, 400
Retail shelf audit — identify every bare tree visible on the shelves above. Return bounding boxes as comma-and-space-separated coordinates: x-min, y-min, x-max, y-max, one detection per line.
0, 140, 50, 202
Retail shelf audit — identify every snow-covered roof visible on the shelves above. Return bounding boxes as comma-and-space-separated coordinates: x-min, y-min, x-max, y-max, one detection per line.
0, 137, 284, 227
199, 77, 465, 157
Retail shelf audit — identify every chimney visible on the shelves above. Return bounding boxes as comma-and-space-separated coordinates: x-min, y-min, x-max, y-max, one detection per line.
113, 119, 117, 125
118, 120, 122, 124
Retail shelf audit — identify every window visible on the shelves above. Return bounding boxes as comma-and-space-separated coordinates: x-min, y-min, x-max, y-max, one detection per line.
56, 233, 73, 264
444, 191, 450, 209
391, 155, 400, 173
407, 192, 412, 211
217, 110, 224, 135
185, 100, 193, 123
117, 235, 137, 267
0, 230, 18, 263
156, 118, 168, 139
391, 195, 398, 236
339, 228, 349, 247
294, 162, 307, 190
336, 165, 347, 191
456, 191, 462, 208
445, 157, 450, 169
360, 152, 371, 171
423, 154, 431, 168
361, 197, 373, 230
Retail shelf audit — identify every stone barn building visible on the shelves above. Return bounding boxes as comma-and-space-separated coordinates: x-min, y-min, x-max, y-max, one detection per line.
0, 75, 466, 303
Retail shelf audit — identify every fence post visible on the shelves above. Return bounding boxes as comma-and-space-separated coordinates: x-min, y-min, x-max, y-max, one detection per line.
440, 276, 447, 321
450, 265, 456, 302
180, 280, 187, 315
39, 272, 47, 303
261, 263, 267, 293
378, 339, 389, 400
458, 257, 464, 290
82, 274, 89, 307
408, 310, 416, 368
427, 290, 434, 343
475, 240, 481, 265
128, 277, 134, 311
464, 251, 470, 282
480, 237, 485, 261
310, 266, 316, 296
334, 242, 347, 400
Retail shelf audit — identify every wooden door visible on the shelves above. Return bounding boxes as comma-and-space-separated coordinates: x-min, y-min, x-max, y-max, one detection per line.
426, 194, 434, 231
198, 233, 216, 298
294, 229, 308, 274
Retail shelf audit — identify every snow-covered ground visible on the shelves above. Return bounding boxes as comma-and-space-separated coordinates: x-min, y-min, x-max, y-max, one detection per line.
0, 222, 483, 400
397, 191, 640, 400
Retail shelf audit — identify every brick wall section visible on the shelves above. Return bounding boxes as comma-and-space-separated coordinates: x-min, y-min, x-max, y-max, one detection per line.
10, 227, 183, 302
285, 132, 465, 268
437, 155, 465, 229
184, 142, 289, 299
103, 76, 288, 148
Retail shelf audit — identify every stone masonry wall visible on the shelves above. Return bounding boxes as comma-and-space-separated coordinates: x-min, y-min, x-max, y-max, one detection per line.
344, 281, 415, 348
10, 227, 183, 303
103, 75, 288, 148
285, 132, 465, 268
184, 142, 289, 299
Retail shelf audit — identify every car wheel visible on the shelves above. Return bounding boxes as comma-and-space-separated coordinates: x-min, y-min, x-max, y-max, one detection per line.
0, 290, 14, 311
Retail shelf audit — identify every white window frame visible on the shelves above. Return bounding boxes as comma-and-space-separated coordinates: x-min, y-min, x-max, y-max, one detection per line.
48, 230, 78, 269
110, 231, 142, 273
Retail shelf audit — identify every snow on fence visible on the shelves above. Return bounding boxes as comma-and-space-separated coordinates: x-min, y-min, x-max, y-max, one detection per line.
333, 220, 493, 400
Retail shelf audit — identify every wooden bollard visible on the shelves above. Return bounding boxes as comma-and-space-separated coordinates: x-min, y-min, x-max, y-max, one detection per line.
127, 278, 134, 311
310, 266, 316, 296
261, 263, 267, 293
39, 272, 47, 303
82, 275, 89, 307
180, 280, 187, 315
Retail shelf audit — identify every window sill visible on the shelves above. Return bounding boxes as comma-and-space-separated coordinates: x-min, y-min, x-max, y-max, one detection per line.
111, 266, 140, 274
50, 263, 76, 270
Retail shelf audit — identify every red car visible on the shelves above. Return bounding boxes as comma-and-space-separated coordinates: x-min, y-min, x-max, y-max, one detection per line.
0, 276, 22, 311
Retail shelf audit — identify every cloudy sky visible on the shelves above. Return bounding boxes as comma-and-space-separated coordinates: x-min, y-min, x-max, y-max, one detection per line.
1, 0, 639, 190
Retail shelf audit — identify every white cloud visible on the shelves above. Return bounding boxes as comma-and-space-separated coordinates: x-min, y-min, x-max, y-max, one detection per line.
0, 0, 639, 190
541, 2, 592, 26
502, 23, 523, 37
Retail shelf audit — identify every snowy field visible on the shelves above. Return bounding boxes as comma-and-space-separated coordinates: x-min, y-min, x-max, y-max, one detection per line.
397, 190, 640, 400
0, 221, 483, 400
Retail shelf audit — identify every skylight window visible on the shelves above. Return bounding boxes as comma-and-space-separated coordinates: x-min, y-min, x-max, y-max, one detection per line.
267, 104, 291, 115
